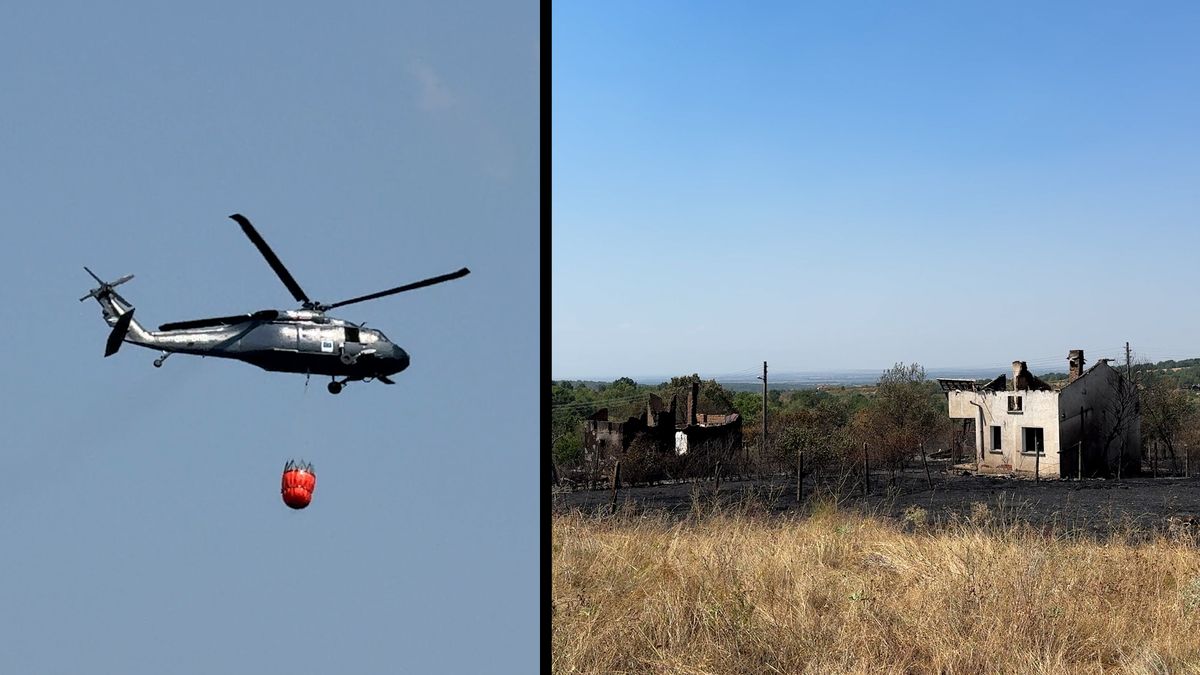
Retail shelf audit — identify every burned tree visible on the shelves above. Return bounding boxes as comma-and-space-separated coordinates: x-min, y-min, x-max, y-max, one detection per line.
1140, 371, 1197, 475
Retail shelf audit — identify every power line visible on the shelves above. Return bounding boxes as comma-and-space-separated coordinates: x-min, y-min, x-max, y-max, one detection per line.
554, 346, 1200, 403
711, 365, 763, 375
551, 393, 652, 411
552, 366, 772, 411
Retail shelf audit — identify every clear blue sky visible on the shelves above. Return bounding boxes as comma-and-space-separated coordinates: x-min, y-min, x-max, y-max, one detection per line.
553, 2, 1200, 380
1, 2, 537, 673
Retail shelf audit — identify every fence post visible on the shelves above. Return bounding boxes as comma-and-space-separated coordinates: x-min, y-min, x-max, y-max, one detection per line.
797, 450, 804, 503
863, 441, 870, 496
610, 460, 621, 513
1034, 436, 1040, 483
1116, 436, 1122, 482
714, 461, 721, 495
920, 442, 932, 490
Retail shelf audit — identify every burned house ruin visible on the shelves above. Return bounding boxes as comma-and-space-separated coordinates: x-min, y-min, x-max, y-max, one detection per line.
583, 392, 678, 462
938, 350, 1140, 478
582, 381, 743, 480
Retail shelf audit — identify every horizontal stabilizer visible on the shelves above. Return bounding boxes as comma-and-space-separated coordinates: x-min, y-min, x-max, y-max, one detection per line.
105, 309, 135, 357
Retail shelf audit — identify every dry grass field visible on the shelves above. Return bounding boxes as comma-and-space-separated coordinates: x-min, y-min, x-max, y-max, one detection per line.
552, 497, 1200, 674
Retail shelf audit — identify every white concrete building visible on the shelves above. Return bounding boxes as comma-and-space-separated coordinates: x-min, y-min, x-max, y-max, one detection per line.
939, 350, 1140, 479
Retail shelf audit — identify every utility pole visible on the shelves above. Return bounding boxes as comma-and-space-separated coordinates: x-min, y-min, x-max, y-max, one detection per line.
758, 361, 768, 461
1122, 341, 1132, 481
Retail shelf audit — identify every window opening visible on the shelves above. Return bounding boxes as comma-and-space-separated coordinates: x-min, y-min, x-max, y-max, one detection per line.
1022, 427, 1045, 455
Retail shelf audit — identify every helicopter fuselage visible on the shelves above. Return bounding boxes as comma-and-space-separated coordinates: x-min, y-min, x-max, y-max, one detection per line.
96, 291, 409, 380
153, 313, 410, 378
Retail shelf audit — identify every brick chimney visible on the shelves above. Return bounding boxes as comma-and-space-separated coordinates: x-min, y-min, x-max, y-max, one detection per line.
687, 381, 699, 426
1068, 349, 1085, 383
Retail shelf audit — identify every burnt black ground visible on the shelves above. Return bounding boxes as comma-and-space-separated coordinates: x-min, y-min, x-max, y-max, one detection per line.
551, 461, 1200, 537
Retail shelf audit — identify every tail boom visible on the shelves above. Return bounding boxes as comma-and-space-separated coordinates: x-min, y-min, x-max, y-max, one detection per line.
82, 267, 157, 351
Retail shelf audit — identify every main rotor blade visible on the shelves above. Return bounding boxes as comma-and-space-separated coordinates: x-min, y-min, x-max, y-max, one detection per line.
229, 214, 310, 305
158, 310, 278, 332
324, 267, 471, 310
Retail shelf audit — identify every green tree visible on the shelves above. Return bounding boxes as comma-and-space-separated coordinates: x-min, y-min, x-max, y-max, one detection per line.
852, 363, 948, 480
773, 400, 855, 477
731, 391, 761, 422
590, 376, 647, 421
657, 374, 738, 425
551, 380, 611, 469
551, 383, 588, 468
552, 423, 584, 467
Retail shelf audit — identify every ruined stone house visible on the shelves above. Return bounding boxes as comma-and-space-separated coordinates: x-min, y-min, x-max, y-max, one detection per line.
583, 392, 678, 465
583, 381, 742, 473
938, 350, 1140, 478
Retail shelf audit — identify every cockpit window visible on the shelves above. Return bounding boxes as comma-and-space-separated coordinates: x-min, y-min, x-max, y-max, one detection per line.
367, 329, 387, 342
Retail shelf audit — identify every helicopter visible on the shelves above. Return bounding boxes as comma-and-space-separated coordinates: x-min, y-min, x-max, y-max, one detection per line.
82, 213, 469, 394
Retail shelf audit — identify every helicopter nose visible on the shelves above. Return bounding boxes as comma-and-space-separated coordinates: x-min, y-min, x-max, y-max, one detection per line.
391, 345, 410, 373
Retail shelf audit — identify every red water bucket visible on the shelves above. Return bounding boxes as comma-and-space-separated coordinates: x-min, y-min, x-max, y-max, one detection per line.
281, 459, 316, 509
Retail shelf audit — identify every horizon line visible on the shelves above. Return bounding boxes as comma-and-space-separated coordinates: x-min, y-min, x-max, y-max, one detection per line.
553, 357, 1200, 383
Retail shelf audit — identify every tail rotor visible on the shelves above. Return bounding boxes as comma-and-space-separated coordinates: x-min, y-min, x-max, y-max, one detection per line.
82, 267, 139, 356
80, 266, 134, 303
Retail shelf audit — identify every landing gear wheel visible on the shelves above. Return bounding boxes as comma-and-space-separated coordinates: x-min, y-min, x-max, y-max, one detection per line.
327, 381, 343, 395
153, 358, 164, 368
